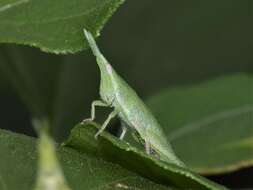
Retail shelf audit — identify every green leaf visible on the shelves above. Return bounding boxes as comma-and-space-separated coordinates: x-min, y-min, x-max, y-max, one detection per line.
0, 128, 176, 190
146, 74, 253, 175
64, 122, 228, 190
0, 0, 124, 53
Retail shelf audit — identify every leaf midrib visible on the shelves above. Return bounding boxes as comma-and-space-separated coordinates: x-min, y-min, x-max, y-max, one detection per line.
0, 0, 29, 13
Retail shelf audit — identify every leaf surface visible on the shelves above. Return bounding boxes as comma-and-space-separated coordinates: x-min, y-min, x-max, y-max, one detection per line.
0, 128, 174, 190
147, 74, 253, 174
64, 122, 228, 190
0, 0, 124, 53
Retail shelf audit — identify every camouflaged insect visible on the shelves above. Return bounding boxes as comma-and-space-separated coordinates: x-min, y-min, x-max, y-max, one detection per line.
82, 29, 184, 167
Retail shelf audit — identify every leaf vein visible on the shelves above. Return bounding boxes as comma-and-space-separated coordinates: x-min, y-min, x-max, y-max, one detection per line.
0, 0, 30, 13
0, 0, 109, 26
90, 176, 140, 190
169, 104, 253, 141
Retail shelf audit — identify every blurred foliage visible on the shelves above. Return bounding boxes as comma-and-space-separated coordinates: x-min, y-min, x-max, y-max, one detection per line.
147, 74, 253, 174
0, 1, 252, 188
0, 126, 175, 190
0, 45, 100, 138
101, 0, 252, 93
34, 123, 71, 190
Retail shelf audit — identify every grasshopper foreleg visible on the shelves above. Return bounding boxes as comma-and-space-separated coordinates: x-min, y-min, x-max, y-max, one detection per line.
94, 109, 118, 139
82, 100, 108, 124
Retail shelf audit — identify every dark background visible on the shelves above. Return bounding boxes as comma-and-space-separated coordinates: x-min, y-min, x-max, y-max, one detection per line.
0, 0, 252, 189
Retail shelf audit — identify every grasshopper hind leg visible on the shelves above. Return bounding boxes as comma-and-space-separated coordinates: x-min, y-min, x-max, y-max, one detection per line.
119, 121, 128, 140
94, 109, 118, 139
131, 131, 160, 160
145, 139, 151, 155
145, 139, 160, 160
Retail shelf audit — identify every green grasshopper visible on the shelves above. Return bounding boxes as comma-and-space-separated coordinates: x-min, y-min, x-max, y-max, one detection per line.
82, 29, 184, 167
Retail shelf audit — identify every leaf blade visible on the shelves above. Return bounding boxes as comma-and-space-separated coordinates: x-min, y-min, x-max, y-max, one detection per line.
0, 0, 124, 53
0, 128, 174, 190
64, 122, 228, 190
146, 74, 253, 174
